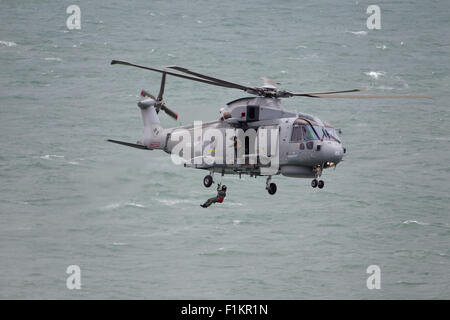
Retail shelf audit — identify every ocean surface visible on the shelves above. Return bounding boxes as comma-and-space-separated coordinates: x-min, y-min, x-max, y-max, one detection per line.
1, 0, 449, 299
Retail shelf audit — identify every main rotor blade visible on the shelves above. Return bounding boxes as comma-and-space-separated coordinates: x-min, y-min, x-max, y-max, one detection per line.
166, 65, 255, 92
111, 60, 240, 90
304, 94, 431, 99
291, 89, 364, 96
157, 72, 166, 101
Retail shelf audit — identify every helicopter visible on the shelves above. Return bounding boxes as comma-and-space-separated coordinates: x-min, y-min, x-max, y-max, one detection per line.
108, 60, 429, 195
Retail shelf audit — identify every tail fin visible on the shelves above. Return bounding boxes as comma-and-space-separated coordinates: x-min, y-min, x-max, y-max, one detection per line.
138, 98, 166, 149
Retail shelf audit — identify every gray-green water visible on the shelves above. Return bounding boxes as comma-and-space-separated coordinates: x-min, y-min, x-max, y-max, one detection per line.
1, 0, 449, 299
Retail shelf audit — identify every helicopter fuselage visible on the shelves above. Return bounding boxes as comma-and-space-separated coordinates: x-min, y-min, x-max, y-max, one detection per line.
146, 97, 345, 182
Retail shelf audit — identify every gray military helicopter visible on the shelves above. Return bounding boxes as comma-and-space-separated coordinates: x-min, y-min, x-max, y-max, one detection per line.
108, 60, 428, 195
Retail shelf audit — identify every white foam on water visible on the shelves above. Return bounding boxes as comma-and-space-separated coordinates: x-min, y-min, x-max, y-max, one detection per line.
0, 41, 17, 47
346, 30, 367, 36
103, 202, 122, 210
227, 202, 243, 206
102, 201, 146, 210
156, 198, 194, 206
402, 220, 429, 226
365, 71, 386, 79
44, 57, 62, 62
126, 202, 145, 208
376, 85, 394, 90
40, 154, 65, 160
40, 155, 84, 166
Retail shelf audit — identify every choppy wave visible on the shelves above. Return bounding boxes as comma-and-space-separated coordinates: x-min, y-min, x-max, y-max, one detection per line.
375, 85, 394, 90
402, 220, 429, 226
39, 154, 85, 166
365, 71, 386, 79
102, 202, 146, 210
0, 40, 17, 47
346, 30, 367, 36
112, 242, 127, 246
156, 198, 195, 206
44, 57, 62, 62
40, 154, 64, 160
227, 202, 244, 206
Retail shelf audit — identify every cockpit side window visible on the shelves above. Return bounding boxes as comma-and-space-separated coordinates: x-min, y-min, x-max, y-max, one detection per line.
302, 125, 317, 141
290, 124, 302, 142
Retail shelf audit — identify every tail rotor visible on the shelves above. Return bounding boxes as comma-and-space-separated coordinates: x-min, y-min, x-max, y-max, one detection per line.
140, 72, 178, 120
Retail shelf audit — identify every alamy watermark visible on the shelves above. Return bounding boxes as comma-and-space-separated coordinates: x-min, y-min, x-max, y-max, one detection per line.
167, 122, 279, 175
66, 265, 81, 290
366, 5, 381, 30
366, 265, 381, 290
66, 5, 81, 30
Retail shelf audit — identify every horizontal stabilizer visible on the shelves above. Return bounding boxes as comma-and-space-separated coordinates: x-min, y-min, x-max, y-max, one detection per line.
107, 139, 149, 150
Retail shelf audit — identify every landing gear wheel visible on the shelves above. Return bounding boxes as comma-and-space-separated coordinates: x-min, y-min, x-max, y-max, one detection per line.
203, 175, 213, 188
311, 179, 318, 188
318, 180, 324, 189
267, 183, 277, 195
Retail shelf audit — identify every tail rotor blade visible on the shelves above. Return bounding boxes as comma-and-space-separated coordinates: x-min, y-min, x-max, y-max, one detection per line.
140, 89, 156, 100
161, 105, 178, 120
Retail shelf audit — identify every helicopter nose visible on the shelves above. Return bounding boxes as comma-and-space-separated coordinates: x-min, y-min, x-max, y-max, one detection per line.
319, 143, 344, 165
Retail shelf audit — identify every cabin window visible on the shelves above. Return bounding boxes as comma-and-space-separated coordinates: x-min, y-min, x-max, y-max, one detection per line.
246, 105, 259, 121
290, 124, 303, 142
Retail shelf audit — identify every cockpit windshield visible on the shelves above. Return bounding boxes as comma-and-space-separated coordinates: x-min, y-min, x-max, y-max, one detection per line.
291, 119, 340, 143
324, 127, 341, 143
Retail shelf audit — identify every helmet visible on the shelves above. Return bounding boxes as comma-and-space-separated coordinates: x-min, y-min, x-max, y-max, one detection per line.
221, 185, 227, 190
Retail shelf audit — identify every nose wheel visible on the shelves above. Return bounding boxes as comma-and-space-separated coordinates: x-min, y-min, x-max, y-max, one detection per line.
267, 183, 277, 195
266, 176, 277, 195
311, 179, 325, 189
203, 175, 213, 188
